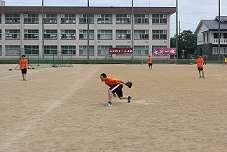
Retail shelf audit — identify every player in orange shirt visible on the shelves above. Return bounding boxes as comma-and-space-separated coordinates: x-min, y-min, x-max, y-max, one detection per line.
148, 56, 153, 70
196, 54, 205, 78
20, 55, 28, 81
100, 73, 131, 106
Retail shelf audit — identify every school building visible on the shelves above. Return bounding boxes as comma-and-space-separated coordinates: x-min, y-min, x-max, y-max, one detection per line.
0, 5, 176, 60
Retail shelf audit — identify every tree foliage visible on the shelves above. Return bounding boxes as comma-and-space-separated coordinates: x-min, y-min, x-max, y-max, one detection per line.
170, 30, 197, 59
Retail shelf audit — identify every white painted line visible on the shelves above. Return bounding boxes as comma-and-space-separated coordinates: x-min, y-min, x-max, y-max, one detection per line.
1, 66, 102, 150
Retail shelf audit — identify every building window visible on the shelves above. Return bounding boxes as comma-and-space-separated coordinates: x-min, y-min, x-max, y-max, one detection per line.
61, 46, 76, 54
134, 46, 149, 55
223, 48, 227, 54
97, 45, 112, 57
134, 30, 149, 39
79, 14, 94, 23
152, 46, 167, 48
214, 33, 221, 38
224, 33, 227, 38
43, 14, 57, 23
134, 14, 149, 24
212, 47, 218, 54
44, 46, 57, 54
24, 14, 39, 23
0, 29, 1, 39
0, 46, 2, 55
116, 30, 130, 39
79, 46, 94, 55
152, 30, 167, 39
61, 14, 76, 23
79, 30, 94, 39
152, 14, 167, 24
24, 46, 39, 54
203, 34, 205, 42
116, 45, 131, 48
97, 30, 112, 39
6, 45, 20, 55
5, 30, 20, 39
44, 30, 57, 39
24, 30, 39, 39
97, 14, 112, 24
5, 14, 20, 23
61, 30, 76, 39
116, 14, 131, 24
207, 33, 209, 42
0, 14, 1, 24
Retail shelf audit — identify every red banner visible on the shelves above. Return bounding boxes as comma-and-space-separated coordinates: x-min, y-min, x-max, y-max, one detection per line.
152, 48, 177, 56
109, 48, 133, 54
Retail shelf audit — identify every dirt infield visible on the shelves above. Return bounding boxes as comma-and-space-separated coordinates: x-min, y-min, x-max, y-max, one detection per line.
0, 64, 227, 151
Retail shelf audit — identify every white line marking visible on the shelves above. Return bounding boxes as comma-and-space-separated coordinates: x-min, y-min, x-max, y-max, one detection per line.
1, 66, 102, 151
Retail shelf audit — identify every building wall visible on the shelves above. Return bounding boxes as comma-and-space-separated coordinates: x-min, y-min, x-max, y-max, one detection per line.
0, 7, 175, 60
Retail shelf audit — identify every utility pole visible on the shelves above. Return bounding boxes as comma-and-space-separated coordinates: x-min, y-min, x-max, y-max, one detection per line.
176, 0, 178, 64
87, 0, 90, 64
218, 0, 221, 64
131, 0, 134, 64
42, 0, 44, 63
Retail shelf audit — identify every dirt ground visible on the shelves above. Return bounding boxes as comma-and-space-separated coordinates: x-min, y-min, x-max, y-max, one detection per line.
0, 63, 227, 152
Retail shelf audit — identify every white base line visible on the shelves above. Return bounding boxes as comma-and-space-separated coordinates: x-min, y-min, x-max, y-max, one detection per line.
1, 66, 102, 151
0, 68, 55, 80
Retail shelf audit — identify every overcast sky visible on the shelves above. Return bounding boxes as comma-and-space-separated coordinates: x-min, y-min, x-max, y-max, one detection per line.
4, 0, 227, 37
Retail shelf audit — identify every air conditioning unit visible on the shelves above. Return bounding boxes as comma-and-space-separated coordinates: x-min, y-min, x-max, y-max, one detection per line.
6, 30, 9, 34
61, 14, 65, 18
97, 14, 101, 18
24, 30, 28, 34
145, 14, 149, 18
163, 30, 167, 34
6, 46, 10, 49
79, 46, 83, 49
145, 46, 149, 49
98, 46, 101, 49
145, 30, 149, 34
98, 30, 101, 34
163, 15, 167, 18
127, 14, 130, 18
127, 30, 130, 34
24, 14, 28, 18
43, 14, 46, 18
44, 30, 46, 33
61, 30, 65, 34
79, 30, 83, 34
79, 14, 83, 18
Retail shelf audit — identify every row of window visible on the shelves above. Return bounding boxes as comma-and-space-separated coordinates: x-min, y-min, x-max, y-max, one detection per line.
0, 45, 154, 55
203, 33, 227, 43
212, 47, 227, 54
0, 29, 167, 40
0, 14, 167, 24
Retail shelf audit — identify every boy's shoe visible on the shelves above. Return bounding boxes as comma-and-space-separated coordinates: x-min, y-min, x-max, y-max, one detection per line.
128, 96, 132, 103
199, 76, 201, 78
104, 102, 112, 107
202, 76, 205, 78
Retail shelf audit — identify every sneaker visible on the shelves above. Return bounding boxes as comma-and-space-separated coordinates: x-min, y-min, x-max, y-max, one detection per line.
24, 79, 26, 81
128, 96, 132, 103
104, 102, 112, 107
199, 76, 201, 78
202, 76, 205, 78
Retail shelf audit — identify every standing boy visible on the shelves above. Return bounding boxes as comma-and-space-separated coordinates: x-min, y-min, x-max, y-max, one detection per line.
100, 73, 131, 106
20, 55, 28, 81
196, 54, 205, 78
148, 56, 153, 70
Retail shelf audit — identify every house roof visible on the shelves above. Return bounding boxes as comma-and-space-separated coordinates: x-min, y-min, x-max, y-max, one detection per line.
195, 16, 227, 34
0, 6, 176, 14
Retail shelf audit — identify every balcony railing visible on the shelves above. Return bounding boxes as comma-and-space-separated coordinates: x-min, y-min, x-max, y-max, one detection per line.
213, 38, 227, 44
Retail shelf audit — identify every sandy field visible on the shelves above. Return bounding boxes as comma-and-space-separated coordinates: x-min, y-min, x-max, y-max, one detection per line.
0, 63, 227, 152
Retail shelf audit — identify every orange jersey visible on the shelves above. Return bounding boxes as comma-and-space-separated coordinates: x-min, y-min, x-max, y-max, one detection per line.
105, 77, 122, 87
20, 59, 28, 69
196, 58, 204, 67
148, 57, 152, 63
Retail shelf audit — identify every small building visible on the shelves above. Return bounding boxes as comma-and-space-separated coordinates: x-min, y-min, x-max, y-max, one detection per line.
195, 16, 227, 60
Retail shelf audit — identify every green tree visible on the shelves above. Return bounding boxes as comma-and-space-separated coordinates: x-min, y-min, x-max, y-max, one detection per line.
170, 30, 197, 59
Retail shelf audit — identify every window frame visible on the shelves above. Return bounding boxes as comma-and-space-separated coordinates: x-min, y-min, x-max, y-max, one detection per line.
61, 14, 76, 24
79, 30, 94, 40
152, 14, 167, 24
79, 46, 94, 56
61, 30, 76, 39
134, 14, 149, 24
97, 14, 112, 24
5, 14, 20, 23
116, 30, 131, 39
43, 14, 57, 24
97, 30, 112, 40
116, 14, 131, 24
6, 45, 20, 55
61, 46, 76, 55
44, 30, 57, 39
24, 30, 39, 39
152, 30, 167, 40
24, 14, 39, 24
24, 45, 39, 54
5, 29, 20, 39
134, 30, 149, 40
44, 46, 57, 54
79, 14, 94, 24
